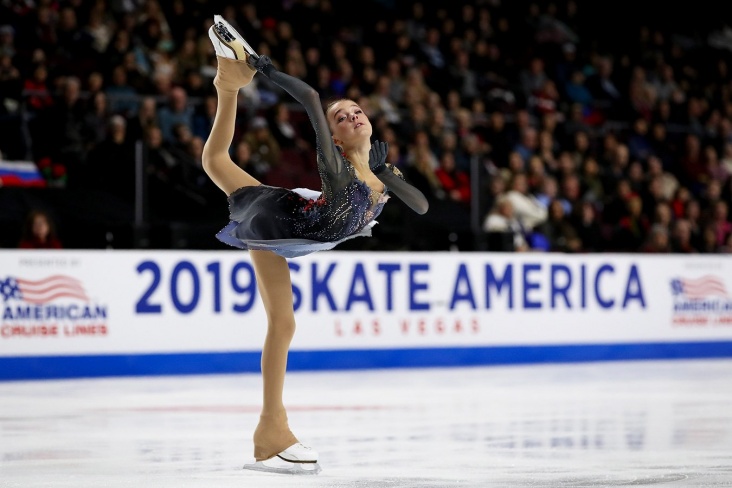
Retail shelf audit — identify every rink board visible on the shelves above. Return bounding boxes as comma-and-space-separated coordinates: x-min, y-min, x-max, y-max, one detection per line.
1, 250, 732, 380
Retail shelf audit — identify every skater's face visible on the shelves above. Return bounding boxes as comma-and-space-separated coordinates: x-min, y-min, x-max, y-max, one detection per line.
327, 99, 372, 148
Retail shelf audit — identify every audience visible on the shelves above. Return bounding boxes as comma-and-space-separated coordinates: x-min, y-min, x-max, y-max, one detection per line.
0, 0, 730, 253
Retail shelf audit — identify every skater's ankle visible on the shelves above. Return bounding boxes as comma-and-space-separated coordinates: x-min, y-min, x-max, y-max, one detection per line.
214, 84, 240, 95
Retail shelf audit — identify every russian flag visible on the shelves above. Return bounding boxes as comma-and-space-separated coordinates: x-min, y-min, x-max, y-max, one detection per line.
0, 160, 47, 188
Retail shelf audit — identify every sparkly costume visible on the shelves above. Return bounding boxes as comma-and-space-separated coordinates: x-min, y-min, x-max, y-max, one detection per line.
216, 63, 410, 258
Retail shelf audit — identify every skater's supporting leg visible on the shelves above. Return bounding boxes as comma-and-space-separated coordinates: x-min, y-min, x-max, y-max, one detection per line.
249, 249, 299, 461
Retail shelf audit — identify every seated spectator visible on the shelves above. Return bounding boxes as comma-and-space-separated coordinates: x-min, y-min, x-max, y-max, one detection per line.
266, 101, 309, 151
614, 194, 650, 251
105, 65, 139, 117
23, 63, 54, 113
535, 199, 582, 253
699, 226, 720, 254
403, 148, 444, 202
157, 86, 194, 143
232, 139, 267, 182
192, 95, 217, 141
709, 201, 732, 248
127, 96, 158, 142
84, 115, 136, 204
18, 209, 63, 249
580, 156, 605, 204
242, 116, 282, 175
564, 69, 594, 110
646, 155, 679, 202
535, 175, 571, 215
434, 152, 471, 207
571, 201, 603, 252
505, 172, 548, 231
483, 195, 530, 252
639, 224, 671, 253
670, 219, 698, 253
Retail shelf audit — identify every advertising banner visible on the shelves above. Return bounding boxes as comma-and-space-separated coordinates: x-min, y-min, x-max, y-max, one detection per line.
1, 250, 731, 379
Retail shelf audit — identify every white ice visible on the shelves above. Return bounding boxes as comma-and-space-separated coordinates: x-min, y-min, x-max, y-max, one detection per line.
2, 359, 732, 487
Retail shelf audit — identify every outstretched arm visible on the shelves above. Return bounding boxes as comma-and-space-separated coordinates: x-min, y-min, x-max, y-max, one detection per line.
369, 141, 429, 215
249, 55, 348, 192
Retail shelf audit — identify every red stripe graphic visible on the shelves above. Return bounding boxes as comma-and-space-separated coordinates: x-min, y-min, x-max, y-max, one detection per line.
16, 275, 89, 304
681, 275, 728, 300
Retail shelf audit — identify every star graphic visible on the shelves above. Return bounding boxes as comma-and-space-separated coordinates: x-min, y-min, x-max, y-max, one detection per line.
0, 277, 21, 301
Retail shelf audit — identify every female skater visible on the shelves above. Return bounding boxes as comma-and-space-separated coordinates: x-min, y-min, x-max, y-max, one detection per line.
203, 16, 428, 474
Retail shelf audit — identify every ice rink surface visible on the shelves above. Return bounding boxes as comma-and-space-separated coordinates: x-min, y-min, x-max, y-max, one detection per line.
2, 359, 732, 487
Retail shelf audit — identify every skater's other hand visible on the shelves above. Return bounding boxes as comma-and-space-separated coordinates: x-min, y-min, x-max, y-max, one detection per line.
249, 54, 275, 76
368, 140, 389, 174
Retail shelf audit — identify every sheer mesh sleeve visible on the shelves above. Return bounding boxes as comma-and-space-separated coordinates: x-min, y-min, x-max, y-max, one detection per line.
266, 69, 351, 199
378, 164, 430, 215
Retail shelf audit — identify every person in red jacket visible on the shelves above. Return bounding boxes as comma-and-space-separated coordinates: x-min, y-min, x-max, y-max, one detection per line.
434, 151, 471, 206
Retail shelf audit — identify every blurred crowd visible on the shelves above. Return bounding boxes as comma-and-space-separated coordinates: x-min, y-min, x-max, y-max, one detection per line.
0, 0, 731, 252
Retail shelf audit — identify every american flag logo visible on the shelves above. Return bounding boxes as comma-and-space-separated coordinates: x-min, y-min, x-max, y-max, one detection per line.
0, 275, 89, 304
670, 276, 729, 300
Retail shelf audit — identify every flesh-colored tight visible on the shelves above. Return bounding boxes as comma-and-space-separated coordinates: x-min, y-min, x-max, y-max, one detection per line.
202, 56, 298, 461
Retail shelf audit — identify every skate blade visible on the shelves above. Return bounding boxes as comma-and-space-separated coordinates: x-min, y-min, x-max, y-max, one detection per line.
212, 23, 247, 60
243, 459, 322, 475
213, 20, 259, 60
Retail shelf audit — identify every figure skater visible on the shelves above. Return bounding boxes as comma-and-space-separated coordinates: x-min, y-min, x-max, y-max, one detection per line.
204, 15, 429, 475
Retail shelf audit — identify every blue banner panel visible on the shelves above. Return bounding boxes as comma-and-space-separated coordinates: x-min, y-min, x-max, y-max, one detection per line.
3, 341, 732, 381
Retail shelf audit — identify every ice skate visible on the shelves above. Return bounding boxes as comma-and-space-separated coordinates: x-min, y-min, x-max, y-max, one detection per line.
242, 442, 321, 475
209, 14, 259, 61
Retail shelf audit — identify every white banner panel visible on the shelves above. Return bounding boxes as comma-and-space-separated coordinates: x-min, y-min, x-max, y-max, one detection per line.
0, 251, 732, 355
1, 250, 731, 378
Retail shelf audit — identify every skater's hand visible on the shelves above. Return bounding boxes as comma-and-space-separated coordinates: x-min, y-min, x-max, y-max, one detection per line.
249, 54, 275, 77
368, 140, 389, 175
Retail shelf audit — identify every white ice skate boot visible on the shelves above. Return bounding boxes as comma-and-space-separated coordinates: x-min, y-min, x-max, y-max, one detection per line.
242, 443, 321, 475
208, 14, 259, 61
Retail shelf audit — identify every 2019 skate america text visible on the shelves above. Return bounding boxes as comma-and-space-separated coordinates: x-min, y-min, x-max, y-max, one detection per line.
133, 260, 646, 315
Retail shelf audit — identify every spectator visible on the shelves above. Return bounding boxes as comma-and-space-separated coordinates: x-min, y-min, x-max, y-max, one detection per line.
614, 194, 650, 251
232, 139, 266, 182
640, 224, 671, 253
23, 63, 54, 113
84, 115, 136, 205
18, 209, 63, 249
572, 201, 603, 252
266, 101, 309, 151
709, 201, 732, 248
403, 149, 444, 202
84, 91, 113, 146
157, 86, 194, 143
579, 156, 605, 204
670, 219, 698, 253
242, 116, 282, 176
434, 152, 471, 207
37, 76, 89, 185
127, 96, 158, 142
504, 172, 548, 231
535, 199, 582, 252
105, 65, 139, 117
483, 195, 530, 252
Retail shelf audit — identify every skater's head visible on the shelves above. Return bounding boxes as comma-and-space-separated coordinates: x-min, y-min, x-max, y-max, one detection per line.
325, 98, 372, 153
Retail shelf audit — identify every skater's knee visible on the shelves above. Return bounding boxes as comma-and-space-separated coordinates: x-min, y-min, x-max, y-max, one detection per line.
201, 147, 220, 175
267, 317, 296, 339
